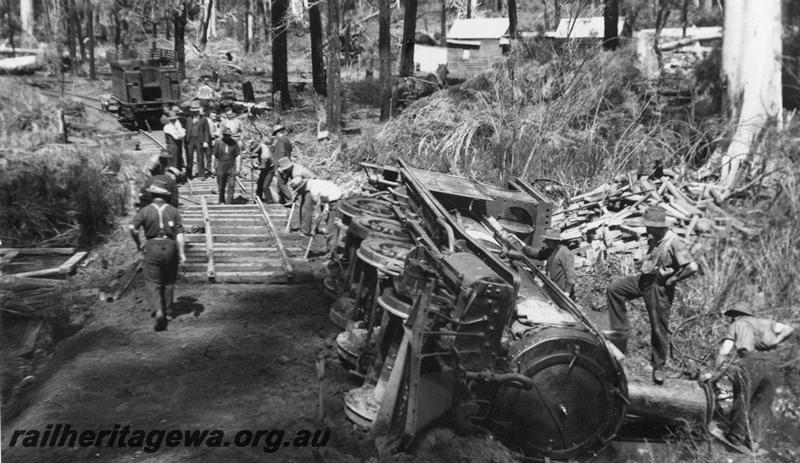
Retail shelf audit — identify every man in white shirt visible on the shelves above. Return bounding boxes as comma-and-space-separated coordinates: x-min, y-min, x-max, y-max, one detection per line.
163, 111, 185, 170
196, 76, 215, 110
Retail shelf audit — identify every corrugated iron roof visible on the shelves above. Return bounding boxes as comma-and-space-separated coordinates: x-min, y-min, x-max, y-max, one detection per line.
448, 18, 509, 40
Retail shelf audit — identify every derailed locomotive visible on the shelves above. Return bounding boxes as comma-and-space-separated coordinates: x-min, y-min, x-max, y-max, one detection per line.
324, 161, 629, 460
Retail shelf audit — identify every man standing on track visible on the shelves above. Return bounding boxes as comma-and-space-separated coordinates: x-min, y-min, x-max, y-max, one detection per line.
128, 177, 186, 332
184, 102, 210, 180
213, 127, 240, 204
163, 111, 185, 170
250, 139, 276, 203
272, 124, 293, 204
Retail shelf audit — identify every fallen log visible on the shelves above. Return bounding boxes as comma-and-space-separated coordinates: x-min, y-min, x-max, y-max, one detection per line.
626, 376, 713, 427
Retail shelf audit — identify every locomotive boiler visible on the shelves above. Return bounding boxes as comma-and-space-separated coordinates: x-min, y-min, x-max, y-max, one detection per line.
325, 161, 629, 461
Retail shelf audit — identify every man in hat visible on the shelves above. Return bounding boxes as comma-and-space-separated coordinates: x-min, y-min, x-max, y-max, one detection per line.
139, 166, 181, 208
701, 302, 794, 449
163, 110, 185, 170
128, 177, 186, 331
272, 124, 294, 204
212, 127, 241, 204
298, 178, 343, 237
277, 158, 314, 228
249, 138, 276, 202
196, 76, 215, 110
605, 206, 699, 385
507, 228, 576, 298
184, 102, 211, 179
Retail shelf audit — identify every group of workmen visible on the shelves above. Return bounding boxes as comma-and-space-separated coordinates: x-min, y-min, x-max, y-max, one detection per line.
504, 205, 794, 451
129, 143, 793, 451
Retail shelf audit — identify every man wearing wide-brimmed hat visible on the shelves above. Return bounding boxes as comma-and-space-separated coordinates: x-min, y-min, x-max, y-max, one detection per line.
184, 101, 211, 179
128, 177, 186, 332
507, 228, 576, 298
163, 110, 185, 170
212, 127, 241, 204
277, 158, 315, 233
605, 206, 699, 385
700, 301, 794, 449
272, 124, 294, 204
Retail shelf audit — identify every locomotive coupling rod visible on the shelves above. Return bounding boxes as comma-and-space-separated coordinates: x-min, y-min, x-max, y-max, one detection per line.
464, 371, 534, 390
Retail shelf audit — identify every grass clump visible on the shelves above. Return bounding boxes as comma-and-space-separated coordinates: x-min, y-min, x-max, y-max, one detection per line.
0, 79, 128, 247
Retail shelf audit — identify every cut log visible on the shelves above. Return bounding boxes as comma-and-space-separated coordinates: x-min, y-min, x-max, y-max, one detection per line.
626, 376, 712, 427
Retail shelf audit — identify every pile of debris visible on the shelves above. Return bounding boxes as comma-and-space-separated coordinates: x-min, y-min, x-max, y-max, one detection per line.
552, 170, 758, 267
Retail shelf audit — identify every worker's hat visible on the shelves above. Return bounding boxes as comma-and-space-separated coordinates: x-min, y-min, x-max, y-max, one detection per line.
542, 228, 563, 241
643, 206, 668, 228
189, 101, 201, 112
289, 177, 308, 191
276, 157, 292, 171
166, 166, 181, 177
723, 301, 755, 318
221, 127, 232, 136
167, 111, 179, 121
248, 140, 261, 152
146, 177, 171, 196
158, 148, 172, 159
272, 124, 286, 136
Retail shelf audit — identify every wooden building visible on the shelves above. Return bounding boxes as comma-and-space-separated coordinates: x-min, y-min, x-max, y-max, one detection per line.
446, 18, 510, 81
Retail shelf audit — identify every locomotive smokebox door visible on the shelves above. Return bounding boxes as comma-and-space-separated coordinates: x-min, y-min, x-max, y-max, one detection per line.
491, 328, 627, 460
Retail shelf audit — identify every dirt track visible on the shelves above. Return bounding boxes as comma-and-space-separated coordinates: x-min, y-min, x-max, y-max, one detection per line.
2, 279, 367, 462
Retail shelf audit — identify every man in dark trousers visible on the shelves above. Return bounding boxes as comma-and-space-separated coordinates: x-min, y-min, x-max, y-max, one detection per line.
701, 302, 795, 449
184, 102, 211, 179
605, 206, 698, 385
213, 127, 240, 204
272, 124, 293, 204
507, 228, 576, 298
276, 158, 314, 230
128, 177, 186, 331
249, 139, 276, 202
163, 110, 185, 170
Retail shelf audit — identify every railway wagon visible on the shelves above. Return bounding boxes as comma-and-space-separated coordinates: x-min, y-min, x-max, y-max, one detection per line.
104, 47, 181, 126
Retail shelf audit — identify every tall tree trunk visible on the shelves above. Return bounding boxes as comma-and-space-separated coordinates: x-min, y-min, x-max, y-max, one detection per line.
20, 0, 34, 37
466, 0, 472, 19
5, 0, 15, 50
508, 0, 517, 38
326, 0, 341, 132
602, 0, 618, 50
244, 0, 251, 52
716, 0, 782, 190
87, 0, 95, 80
541, 0, 549, 30
440, 0, 446, 46
246, 0, 253, 52
209, 0, 217, 38
166, 17, 171, 40
76, 6, 85, 61
399, 0, 417, 77
309, 0, 326, 95
198, 0, 212, 48
379, 0, 391, 120
65, 0, 77, 73
114, 10, 121, 51
174, 1, 187, 79
554, 0, 561, 24
272, 0, 291, 108
152, 21, 157, 38
260, 0, 271, 49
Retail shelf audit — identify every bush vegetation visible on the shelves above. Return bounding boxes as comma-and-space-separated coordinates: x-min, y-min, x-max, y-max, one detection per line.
0, 80, 128, 247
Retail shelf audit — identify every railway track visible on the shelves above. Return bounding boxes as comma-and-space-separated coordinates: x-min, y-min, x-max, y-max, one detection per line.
34, 83, 310, 284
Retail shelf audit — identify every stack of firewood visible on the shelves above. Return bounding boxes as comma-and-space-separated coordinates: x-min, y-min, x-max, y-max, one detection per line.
552, 171, 758, 267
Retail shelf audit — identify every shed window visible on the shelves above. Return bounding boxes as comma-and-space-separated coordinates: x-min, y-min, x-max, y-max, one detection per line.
462, 49, 470, 60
